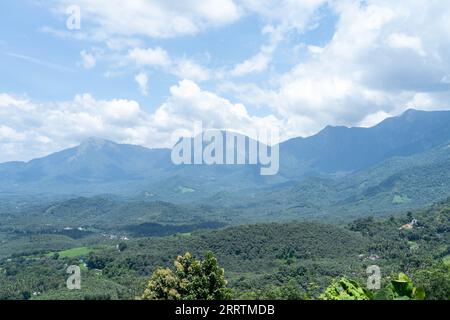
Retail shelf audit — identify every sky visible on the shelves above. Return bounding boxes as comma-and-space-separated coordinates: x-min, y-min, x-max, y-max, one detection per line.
1, 0, 450, 162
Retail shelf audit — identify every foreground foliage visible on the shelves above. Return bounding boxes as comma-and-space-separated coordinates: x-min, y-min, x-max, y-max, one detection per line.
319, 273, 427, 301
373, 273, 425, 300
320, 278, 371, 300
141, 252, 232, 300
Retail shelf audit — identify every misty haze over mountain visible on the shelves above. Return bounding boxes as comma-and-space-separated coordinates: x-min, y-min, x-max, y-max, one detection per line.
1, 109, 449, 200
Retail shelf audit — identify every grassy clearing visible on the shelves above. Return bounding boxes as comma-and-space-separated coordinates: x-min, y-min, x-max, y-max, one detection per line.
48, 246, 93, 258
179, 232, 192, 237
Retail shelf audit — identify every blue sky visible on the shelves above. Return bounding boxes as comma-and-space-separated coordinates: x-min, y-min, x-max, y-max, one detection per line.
1, 0, 450, 162
0, 1, 335, 113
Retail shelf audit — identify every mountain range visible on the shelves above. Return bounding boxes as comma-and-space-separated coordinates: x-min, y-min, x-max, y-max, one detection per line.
1, 109, 450, 221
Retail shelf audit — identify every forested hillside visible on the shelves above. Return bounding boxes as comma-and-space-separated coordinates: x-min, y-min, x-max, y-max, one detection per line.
0, 198, 448, 300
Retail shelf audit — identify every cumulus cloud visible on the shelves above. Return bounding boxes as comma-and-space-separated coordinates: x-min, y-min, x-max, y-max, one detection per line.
134, 72, 149, 95
224, 0, 450, 137
152, 80, 281, 138
170, 59, 211, 82
8, 0, 450, 161
0, 93, 151, 162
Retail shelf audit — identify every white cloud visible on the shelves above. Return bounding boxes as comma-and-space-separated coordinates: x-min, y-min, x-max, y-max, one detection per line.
53, 0, 331, 40
47, 0, 329, 84
386, 33, 426, 56
80, 50, 96, 69
231, 45, 274, 77
128, 47, 172, 67
218, 81, 279, 109
0, 93, 150, 162
127, 47, 210, 82
54, 0, 241, 39
7, 0, 450, 161
228, 0, 450, 137
134, 72, 149, 95
0, 125, 27, 142
307, 45, 324, 55
151, 80, 282, 140
358, 111, 393, 128
229, 22, 285, 78
171, 59, 211, 82
240, 0, 328, 33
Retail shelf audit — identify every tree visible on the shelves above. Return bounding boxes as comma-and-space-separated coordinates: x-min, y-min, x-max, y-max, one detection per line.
413, 263, 450, 300
141, 268, 181, 300
141, 252, 232, 300
407, 211, 413, 220
118, 242, 128, 252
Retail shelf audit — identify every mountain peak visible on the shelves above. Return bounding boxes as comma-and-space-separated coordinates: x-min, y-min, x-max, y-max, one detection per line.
70, 137, 118, 161
318, 124, 350, 135
395, 108, 450, 123
80, 137, 115, 147
402, 108, 420, 114
400, 108, 424, 118
78, 137, 117, 150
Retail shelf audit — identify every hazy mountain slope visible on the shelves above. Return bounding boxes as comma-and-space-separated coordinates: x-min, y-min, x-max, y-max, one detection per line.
208, 142, 450, 222
0, 109, 449, 198
280, 109, 450, 177
0, 135, 270, 196
0, 138, 174, 195
7, 141, 447, 230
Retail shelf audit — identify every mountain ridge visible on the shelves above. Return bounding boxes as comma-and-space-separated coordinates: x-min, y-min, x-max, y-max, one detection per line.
1, 108, 447, 166
0, 109, 449, 198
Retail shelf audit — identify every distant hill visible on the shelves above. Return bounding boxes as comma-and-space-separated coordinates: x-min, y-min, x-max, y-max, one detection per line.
0, 109, 449, 207
208, 142, 450, 222
280, 109, 450, 177
0, 137, 173, 195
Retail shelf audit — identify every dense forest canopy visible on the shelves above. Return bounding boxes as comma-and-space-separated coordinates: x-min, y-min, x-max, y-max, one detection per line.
0, 197, 448, 300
